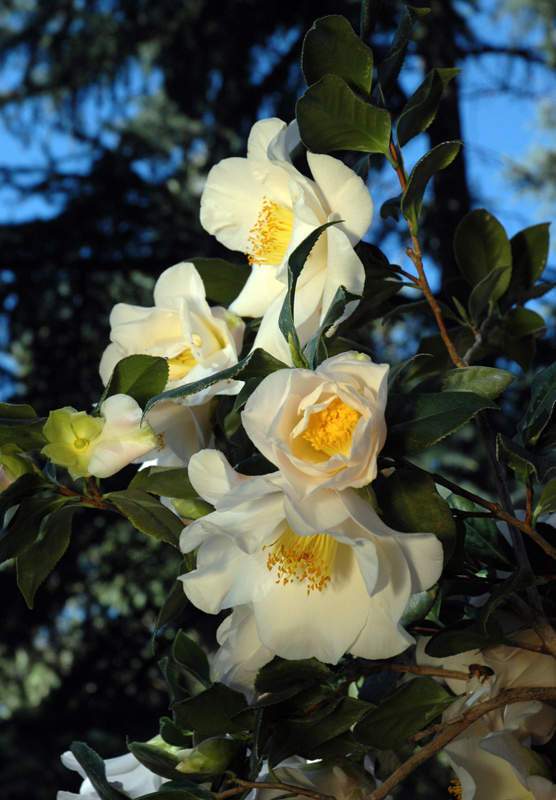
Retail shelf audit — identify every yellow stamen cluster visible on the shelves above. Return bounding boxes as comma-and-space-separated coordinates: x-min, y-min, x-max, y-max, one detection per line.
168, 346, 199, 381
302, 397, 361, 457
264, 527, 338, 595
246, 197, 294, 267
72, 437, 89, 453
448, 780, 462, 800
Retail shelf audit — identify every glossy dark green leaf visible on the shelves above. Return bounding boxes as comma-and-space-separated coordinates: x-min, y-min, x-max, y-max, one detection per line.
507, 223, 551, 299
0, 402, 39, 420
127, 741, 181, 781
400, 589, 436, 627
360, 0, 382, 41
377, 6, 430, 94
143, 347, 287, 416
304, 285, 361, 368
173, 630, 211, 685
70, 742, 129, 800
255, 657, 334, 693
105, 489, 183, 546
269, 696, 370, 766
397, 68, 460, 147
454, 209, 512, 288
154, 559, 192, 638
101, 354, 169, 410
477, 569, 542, 635
375, 469, 456, 561
534, 477, 556, 523
0, 415, 47, 450
302, 16, 373, 94
0, 472, 52, 528
518, 361, 556, 447
16, 504, 77, 608
468, 265, 511, 323
401, 141, 462, 233
501, 307, 546, 338
354, 678, 453, 749
0, 493, 67, 564
296, 75, 391, 156
159, 717, 191, 748
173, 683, 247, 735
384, 391, 497, 457
496, 433, 537, 478
188, 257, 248, 304
380, 194, 402, 221
173, 737, 244, 780
129, 465, 195, 500
448, 494, 514, 570
279, 221, 338, 367
441, 366, 516, 401
424, 618, 506, 658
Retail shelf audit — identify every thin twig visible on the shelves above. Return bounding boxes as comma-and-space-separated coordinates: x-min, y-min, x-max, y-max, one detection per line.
368, 688, 556, 800
462, 314, 496, 365
359, 662, 468, 682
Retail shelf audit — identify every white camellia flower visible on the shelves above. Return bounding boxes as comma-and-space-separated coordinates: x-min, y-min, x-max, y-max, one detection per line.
57, 750, 167, 799
200, 118, 373, 362
242, 352, 388, 500
41, 394, 157, 480
179, 449, 443, 674
99, 261, 245, 404
418, 634, 556, 800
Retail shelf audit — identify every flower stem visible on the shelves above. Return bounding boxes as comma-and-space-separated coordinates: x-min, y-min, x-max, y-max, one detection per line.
216, 779, 336, 800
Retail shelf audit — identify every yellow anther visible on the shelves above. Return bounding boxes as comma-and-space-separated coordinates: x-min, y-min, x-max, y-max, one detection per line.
263, 527, 338, 594
302, 397, 361, 457
246, 197, 294, 267
168, 348, 198, 381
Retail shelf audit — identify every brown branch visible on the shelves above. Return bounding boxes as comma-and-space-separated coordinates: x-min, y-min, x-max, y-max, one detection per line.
369, 688, 556, 800
406, 236, 466, 369
462, 314, 497, 365
526, 485, 533, 526
389, 138, 406, 191
216, 779, 336, 800
359, 662, 468, 682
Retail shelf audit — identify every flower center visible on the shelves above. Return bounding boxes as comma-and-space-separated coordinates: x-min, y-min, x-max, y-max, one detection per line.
264, 527, 338, 595
246, 197, 294, 267
167, 339, 201, 381
448, 780, 462, 800
302, 397, 361, 457
72, 437, 89, 453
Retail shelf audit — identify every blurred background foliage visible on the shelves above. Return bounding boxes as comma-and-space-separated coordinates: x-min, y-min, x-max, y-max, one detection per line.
0, 0, 555, 797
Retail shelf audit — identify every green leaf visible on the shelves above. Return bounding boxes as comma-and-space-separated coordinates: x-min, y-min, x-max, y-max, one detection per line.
188, 257, 248, 304
518, 361, 556, 447
279, 222, 339, 367
448, 494, 514, 570
0, 411, 47, 450
0, 493, 67, 564
0, 472, 52, 527
397, 68, 460, 147
424, 618, 507, 658
154, 559, 192, 638
16, 504, 77, 608
468, 265, 512, 323
106, 489, 183, 546
454, 209, 512, 288
383, 391, 497, 457
0, 402, 39, 420
127, 741, 181, 781
269, 696, 370, 767
304, 285, 361, 369
375, 469, 456, 561
101, 354, 169, 410
400, 589, 436, 627
401, 141, 462, 233
174, 737, 244, 779
143, 348, 288, 417
354, 678, 453, 749
477, 569, 542, 636
441, 367, 516, 401
501, 307, 546, 338
296, 75, 391, 156
173, 683, 247, 735
506, 223, 551, 300
129, 466, 196, 500
173, 630, 211, 686
533, 477, 556, 524
70, 742, 129, 800
360, 0, 382, 41
159, 717, 191, 748
255, 657, 334, 693
496, 433, 537, 478
302, 16, 373, 94
380, 194, 402, 221
377, 6, 431, 94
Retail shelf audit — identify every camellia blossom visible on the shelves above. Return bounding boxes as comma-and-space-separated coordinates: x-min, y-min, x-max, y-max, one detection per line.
200, 117, 373, 361
242, 352, 388, 500
42, 394, 157, 480
99, 261, 245, 404
57, 750, 167, 799
254, 758, 376, 800
179, 449, 443, 674
418, 634, 556, 800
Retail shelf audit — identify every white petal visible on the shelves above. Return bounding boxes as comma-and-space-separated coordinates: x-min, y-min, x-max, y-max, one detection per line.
213, 605, 273, 697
